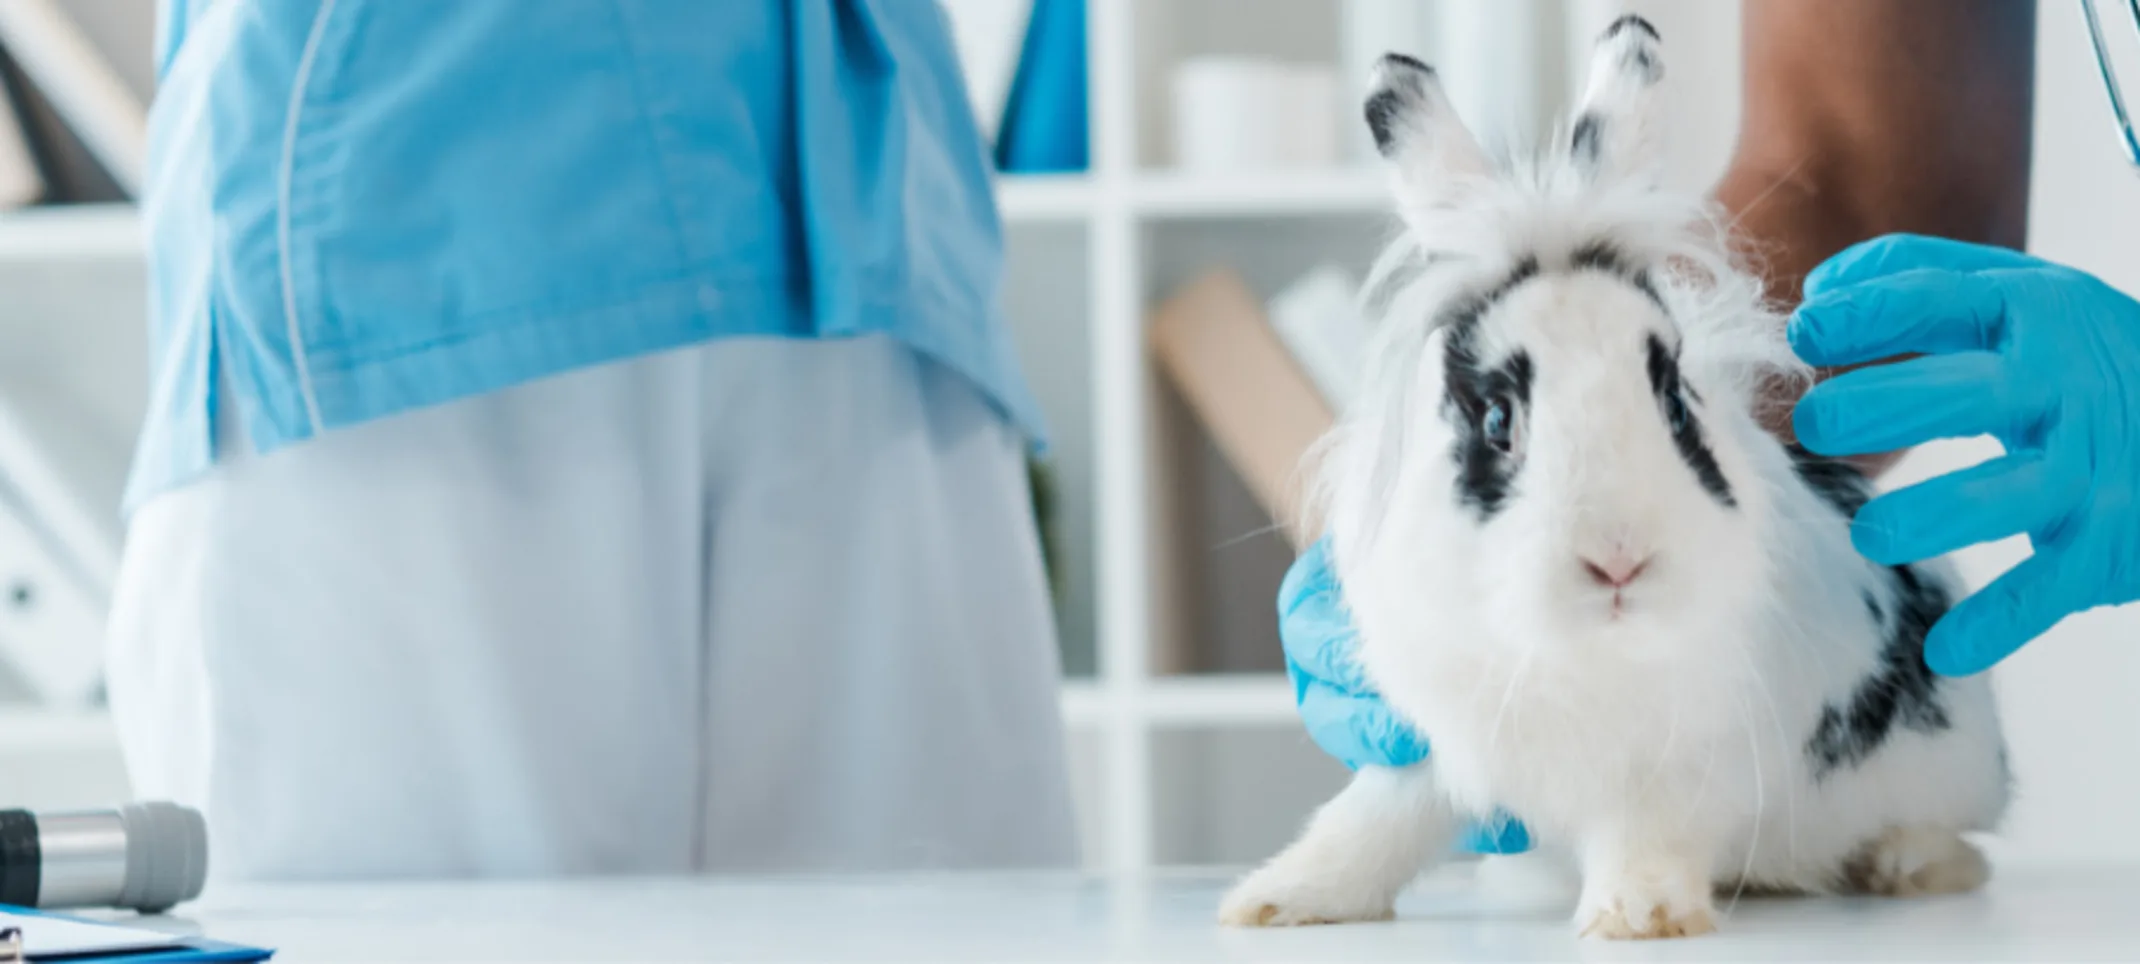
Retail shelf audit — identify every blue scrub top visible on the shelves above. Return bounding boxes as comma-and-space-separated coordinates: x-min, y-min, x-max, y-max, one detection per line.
128, 0, 1045, 512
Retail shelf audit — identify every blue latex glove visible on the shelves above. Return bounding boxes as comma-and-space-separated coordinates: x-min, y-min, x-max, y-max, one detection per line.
1281, 537, 1532, 853
1790, 234, 2140, 677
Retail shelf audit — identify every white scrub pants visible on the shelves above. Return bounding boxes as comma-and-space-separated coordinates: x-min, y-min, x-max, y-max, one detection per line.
104, 336, 1079, 879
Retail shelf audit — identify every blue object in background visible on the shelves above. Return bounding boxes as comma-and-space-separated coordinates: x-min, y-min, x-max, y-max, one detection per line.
993, 0, 1088, 173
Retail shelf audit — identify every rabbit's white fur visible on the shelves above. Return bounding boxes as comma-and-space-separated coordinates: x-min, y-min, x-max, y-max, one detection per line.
1220, 20, 2009, 940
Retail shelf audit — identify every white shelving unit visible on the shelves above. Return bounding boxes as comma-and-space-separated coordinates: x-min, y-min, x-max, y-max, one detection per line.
990, 0, 1419, 875
1000, 169, 1392, 222
1057, 675, 1295, 729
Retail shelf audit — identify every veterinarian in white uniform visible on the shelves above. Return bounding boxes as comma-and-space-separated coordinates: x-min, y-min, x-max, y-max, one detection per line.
1283, 0, 2140, 850
104, 0, 1078, 879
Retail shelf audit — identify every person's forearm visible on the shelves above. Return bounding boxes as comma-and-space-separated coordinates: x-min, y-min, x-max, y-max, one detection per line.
1717, 0, 2036, 472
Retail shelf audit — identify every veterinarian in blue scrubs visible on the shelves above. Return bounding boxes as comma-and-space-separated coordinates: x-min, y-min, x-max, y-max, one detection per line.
1284, 0, 2140, 852
104, 0, 1077, 878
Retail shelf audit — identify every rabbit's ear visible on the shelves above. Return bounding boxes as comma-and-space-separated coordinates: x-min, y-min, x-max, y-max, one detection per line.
1365, 54, 1490, 217
1569, 15, 1665, 185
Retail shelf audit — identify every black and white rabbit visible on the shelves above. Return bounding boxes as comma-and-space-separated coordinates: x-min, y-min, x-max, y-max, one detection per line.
1218, 18, 2009, 940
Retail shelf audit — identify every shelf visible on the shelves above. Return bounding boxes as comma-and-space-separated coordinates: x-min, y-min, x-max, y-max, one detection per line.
0, 176, 1390, 258
1060, 673, 1295, 728
1130, 169, 1391, 219
998, 173, 1098, 223
1142, 674, 1297, 725
0, 203, 141, 262
996, 170, 1398, 222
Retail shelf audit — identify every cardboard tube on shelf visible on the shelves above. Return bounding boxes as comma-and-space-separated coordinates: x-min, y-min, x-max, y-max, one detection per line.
1147, 269, 1334, 551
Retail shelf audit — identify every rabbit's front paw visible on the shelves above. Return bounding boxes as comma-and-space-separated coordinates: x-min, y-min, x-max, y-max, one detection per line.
1217, 861, 1396, 927
1576, 855, 1716, 940
1217, 767, 1452, 927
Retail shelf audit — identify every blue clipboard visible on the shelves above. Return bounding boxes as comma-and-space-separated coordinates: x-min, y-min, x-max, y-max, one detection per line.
0, 905, 272, 962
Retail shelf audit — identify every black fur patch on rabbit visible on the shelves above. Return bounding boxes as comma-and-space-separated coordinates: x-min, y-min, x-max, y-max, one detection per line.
1569, 240, 1666, 311
1441, 257, 1542, 519
1789, 437, 1955, 776
1643, 336, 1735, 508
1787, 444, 1872, 518
1364, 54, 1433, 158
1602, 15, 1662, 81
1570, 114, 1605, 168
1807, 564, 1954, 778
1605, 13, 1660, 42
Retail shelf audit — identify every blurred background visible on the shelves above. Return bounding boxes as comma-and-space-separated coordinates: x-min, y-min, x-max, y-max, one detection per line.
0, 0, 2133, 875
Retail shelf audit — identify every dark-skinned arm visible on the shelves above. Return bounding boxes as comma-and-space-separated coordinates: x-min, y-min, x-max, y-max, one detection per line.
1714, 0, 2036, 475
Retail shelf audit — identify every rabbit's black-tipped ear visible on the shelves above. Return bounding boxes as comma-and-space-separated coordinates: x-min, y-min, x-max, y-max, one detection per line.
1569, 15, 1665, 184
1364, 54, 1489, 210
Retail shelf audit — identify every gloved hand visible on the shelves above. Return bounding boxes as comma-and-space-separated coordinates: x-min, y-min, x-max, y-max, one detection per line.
1790, 233, 2140, 677
1281, 537, 1532, 853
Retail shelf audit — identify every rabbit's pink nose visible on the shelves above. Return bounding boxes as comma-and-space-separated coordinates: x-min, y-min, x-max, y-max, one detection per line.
1582, 553, 1652, 589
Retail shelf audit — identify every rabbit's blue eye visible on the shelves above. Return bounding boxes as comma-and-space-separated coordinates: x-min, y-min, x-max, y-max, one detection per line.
1482, 399, 1513, 452
1666, 391, 1689, 434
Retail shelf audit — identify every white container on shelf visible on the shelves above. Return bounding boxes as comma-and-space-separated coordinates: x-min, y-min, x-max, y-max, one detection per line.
1169, 58, 1339, 173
